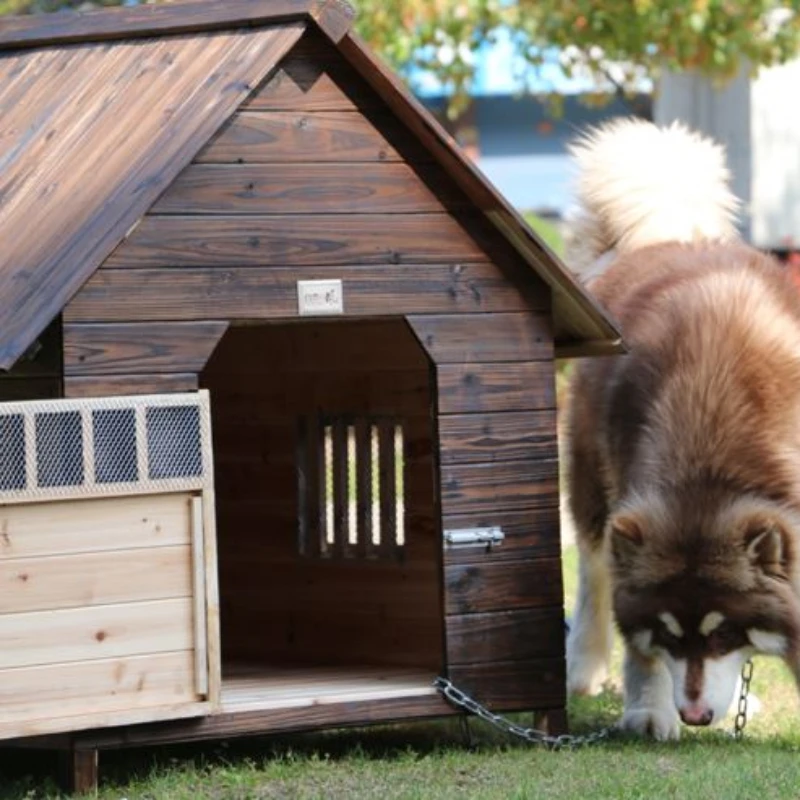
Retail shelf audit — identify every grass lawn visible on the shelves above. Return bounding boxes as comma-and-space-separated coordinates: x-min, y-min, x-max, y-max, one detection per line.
4, 545, 800, 799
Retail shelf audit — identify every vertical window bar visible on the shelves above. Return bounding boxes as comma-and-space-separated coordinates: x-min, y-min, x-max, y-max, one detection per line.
331, 419, 348, 558
24, 413, 36, 491
296, 416, 309, 556
323, 423, 334, 554
347, 425, 357, 548
370, 424, 381, 551
394, 424, 405, 547
378, 419, 397, 557
82, 408, 96, 488
355, 418, 372, 559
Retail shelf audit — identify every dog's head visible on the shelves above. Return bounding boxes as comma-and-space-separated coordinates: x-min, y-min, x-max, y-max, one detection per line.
609, 490, 800, 726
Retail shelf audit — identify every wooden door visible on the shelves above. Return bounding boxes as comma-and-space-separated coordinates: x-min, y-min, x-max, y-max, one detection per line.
0, 392, 219, 740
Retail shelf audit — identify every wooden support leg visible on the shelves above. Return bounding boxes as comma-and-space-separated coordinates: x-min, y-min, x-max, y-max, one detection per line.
534, 707, 568, 737
57, 746, 99, 796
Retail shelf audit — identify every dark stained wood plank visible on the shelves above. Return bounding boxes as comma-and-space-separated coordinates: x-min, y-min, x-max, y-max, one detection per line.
66, 264, 545, 323
151, 163, 463, 215
438, 410, 558, 464
447, 657, 565, 712
436, 363, 556, 414
0, 1, 345, 49
245, 31, 382, 112
106, 214, 487, 268
408, 312, 553, 364
446, 607, 565, 665
64, 373, 199, 398
0, 25, 304, 372
204, 319, 430, 375
71, 693, 456, 748
63, 322, 228, 376
197, 111, 424, 164
445, 558, 563, 615
57, 748, 98, 797
442, 507, 561, 566
440, 459, 559, 517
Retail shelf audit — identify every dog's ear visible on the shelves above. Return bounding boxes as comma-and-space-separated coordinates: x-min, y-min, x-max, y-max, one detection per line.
609, 513, 644, 567
743, 518, 791, 579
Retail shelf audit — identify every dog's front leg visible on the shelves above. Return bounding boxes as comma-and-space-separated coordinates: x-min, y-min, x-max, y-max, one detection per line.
619, 645, 681, 741
566, 543, 613, 695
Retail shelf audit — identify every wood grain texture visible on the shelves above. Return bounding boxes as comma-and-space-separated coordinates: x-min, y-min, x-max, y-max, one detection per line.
442, 507, 560, 565
58, 748, 98, 797
64, 373, 199, 398
197, 110, 424, 164
446, 607, 565, 665
244, 31, 381, 112
0, 494, 191, 559
440, 459, 559, 516
447, 657, 565, 712
437, 410, 558, 464
0, 651, 195, 724
0, 546, 191, 615
63, 322, 227, 376
436, 363, 556, 414
444, 558, 563, 615
106, 214, 487, 268
0, 597, 193, 670
151, 163, 463, 215
0, 23, 303, 371
66, 264, 545, 322
408, 312, 553, 363
0, 1, 346, 49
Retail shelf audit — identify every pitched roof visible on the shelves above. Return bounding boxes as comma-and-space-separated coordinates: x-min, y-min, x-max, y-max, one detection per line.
0, 0, 620, 370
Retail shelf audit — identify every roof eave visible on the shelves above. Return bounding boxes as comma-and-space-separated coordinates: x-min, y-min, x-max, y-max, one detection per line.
0, 0, 354, 50
333, 31, 624, 351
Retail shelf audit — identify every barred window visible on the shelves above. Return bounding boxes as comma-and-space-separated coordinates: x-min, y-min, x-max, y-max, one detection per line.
297, 415, 405, 560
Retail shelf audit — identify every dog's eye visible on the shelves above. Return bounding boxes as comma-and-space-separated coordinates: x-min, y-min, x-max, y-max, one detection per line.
707, 624, 746, 655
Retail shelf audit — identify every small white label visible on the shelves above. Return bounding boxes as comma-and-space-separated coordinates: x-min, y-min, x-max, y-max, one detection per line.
297, 279, 344, 316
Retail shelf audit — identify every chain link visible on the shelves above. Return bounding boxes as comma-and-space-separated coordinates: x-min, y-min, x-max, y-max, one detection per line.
433, 677, 616, 750
733, 658, 754, 740
435, 657, 755, 748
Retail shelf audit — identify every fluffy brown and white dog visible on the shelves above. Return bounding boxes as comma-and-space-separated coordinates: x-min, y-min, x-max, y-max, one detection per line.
564, 118, 800, 740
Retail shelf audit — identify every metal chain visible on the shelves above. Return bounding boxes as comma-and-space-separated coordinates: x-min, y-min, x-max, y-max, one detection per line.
436, 656, 755, 748
433, 677, 616, 750
733, 658, 754, 740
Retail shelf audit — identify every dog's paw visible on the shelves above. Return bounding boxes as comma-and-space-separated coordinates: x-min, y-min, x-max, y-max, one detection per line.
618, 707, 681, 741
566, 655, 608, 696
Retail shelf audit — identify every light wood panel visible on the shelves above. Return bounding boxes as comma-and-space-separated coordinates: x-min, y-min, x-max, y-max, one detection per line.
0, 546, 191, 615
0, 651, 195, 724
0, 597, 194, 670
0, 493, 191, 559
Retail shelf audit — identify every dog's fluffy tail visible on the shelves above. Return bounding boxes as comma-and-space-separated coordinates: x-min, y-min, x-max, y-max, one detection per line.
564, 118, 741, 282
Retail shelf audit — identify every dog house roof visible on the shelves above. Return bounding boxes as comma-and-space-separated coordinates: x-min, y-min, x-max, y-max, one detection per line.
0, 0, 622, 371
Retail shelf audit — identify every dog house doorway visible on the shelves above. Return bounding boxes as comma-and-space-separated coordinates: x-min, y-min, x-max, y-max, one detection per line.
200, 318, 444, 712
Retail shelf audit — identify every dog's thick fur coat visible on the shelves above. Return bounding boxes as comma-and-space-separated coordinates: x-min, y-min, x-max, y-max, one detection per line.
564, 119, 800, 739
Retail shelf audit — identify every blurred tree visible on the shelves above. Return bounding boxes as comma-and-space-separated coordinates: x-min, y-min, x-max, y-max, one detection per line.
2, 0, 799, 117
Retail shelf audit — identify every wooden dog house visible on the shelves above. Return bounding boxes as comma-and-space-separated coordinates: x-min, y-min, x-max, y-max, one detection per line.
0, 0, 622, 792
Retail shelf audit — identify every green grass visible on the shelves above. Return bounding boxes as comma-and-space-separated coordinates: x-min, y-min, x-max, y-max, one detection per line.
5, 546, 800, 798
523, 211, 564, 256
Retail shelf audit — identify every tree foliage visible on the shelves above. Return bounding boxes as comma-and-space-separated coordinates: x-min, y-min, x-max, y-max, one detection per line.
2, 0, 799, 115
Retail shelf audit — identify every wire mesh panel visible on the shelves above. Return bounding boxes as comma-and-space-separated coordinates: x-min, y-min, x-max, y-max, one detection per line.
0, 392, 213, 505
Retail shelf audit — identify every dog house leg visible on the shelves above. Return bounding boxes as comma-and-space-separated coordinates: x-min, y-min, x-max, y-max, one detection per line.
533, 708, 568, 737
57, 744, 99, 796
